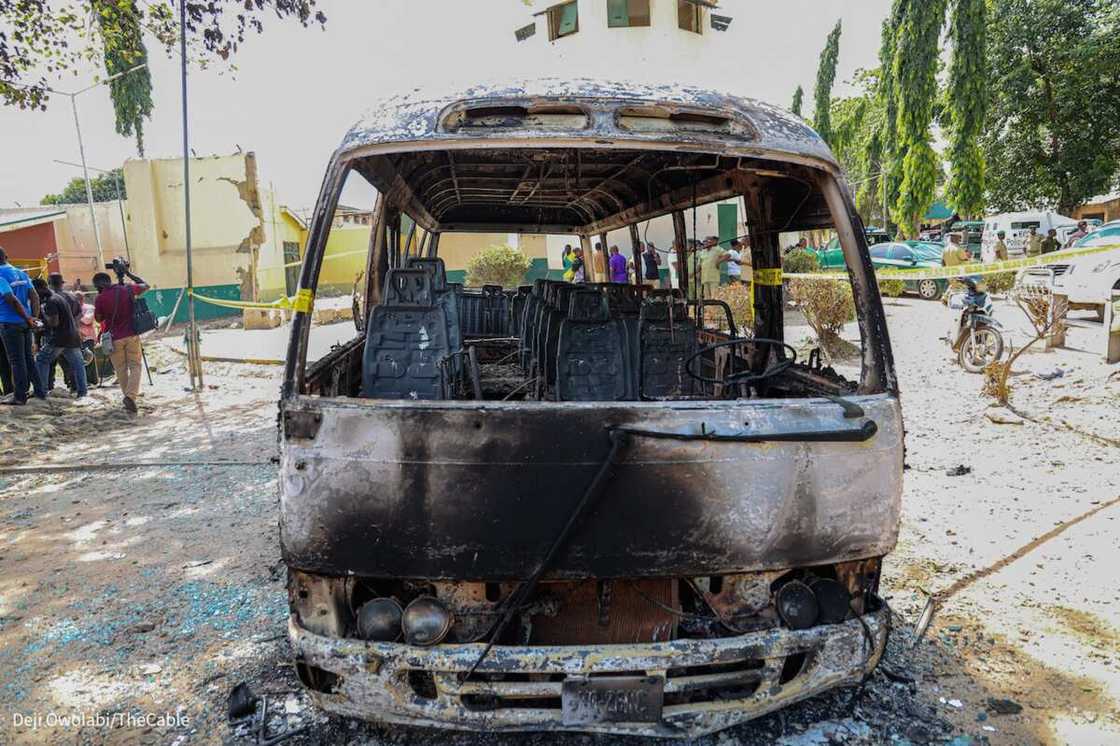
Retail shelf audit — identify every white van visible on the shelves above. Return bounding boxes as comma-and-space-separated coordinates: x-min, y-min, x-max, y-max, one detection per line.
982, 211, 1077, 260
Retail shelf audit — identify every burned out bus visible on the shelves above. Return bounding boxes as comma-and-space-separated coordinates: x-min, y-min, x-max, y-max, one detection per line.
280, 78, 902, 738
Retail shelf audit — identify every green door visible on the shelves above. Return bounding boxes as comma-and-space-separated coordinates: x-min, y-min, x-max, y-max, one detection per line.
718, 203, 738, 284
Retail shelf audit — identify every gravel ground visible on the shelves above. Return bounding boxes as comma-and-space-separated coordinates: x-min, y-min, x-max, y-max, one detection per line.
0, 298, 1117, 745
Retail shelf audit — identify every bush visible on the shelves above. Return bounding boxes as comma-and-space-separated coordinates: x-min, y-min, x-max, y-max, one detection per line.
465, 244, 532, 288
787, 278, 857, 360
984, 271, 1016, 295
782, 249, 820, 274
878, 279, 906, 298
705, 282, 754, 333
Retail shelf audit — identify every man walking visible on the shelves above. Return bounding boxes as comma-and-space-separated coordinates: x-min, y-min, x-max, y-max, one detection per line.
0, 246, 45, 405
93, 266, 149, 413
35, 281, 87, 400
608, 245, 628, 284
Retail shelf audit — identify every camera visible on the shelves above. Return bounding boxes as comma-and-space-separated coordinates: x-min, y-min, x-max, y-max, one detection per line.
105, 256, 130, 280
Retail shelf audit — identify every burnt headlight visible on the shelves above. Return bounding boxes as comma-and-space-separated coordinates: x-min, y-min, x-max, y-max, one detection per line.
775, 580, 819, 630
402, 596, 453, 646
807, 578, 852, 624
356, 598, 403, 642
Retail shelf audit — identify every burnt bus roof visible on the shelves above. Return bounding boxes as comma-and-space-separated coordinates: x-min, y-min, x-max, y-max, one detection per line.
335, 78, 841, 234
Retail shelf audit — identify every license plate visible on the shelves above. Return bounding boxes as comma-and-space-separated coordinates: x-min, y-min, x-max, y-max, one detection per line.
561, 676, 663, 725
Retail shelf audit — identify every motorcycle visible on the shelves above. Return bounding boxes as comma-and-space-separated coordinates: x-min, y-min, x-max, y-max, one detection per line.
947, 278, 1004, 373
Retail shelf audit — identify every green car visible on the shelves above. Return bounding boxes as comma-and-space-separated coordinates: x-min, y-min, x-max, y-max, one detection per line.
815, 240, 947, 300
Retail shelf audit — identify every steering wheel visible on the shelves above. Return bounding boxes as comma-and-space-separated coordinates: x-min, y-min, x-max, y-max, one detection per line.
685, 338, 798, 387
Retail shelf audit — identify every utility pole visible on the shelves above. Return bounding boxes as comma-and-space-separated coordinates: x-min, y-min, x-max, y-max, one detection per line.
53, 160, 130, 263
180, 0, 202, 389
51, 66, 146, 268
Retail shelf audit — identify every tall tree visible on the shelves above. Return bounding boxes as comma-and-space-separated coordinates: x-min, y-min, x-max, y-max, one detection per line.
891, 0, 947, 237
872, 0, 908, 234
982, 0, 1120, 215
813, 20, 842, 145
791, 85, 804, 117
945, 0, 988, 218
0, 2, 325, 113
95, 0, 153, 155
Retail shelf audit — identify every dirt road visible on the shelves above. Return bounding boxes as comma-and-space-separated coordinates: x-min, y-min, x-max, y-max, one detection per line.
1, 298, 1117, 745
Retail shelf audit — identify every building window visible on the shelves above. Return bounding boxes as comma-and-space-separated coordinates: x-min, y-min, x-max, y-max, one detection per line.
607, 0, 651, 27
678, 0, 703, 33
547, 1, 579, 40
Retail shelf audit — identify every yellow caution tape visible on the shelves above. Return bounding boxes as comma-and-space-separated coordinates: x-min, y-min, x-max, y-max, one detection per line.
293, 288, 314, 314
188, 290, 296, 311
784, 242, 1120, 282
753, 268, 783, 286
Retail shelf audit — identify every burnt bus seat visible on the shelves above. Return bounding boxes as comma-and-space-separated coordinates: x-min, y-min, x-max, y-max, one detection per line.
542, 284, 575, 396
510, 285, 531, 338
520, 280, 546, 373
360, 269, 450, 400
639, 296, 697, 399
407, 257, 462, 378
556, 289, 628, 402
598, 284, 643, 399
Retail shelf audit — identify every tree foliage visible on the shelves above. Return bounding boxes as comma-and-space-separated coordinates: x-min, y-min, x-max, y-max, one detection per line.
982, 0, 1120, 215
812, 20, 842, 145
42, 169, 126, 204
891, 0, 947, 238
791, 85, 804, 117
945, 0, 988, 218
95, 0, 153, 155
0, 2, 325, 117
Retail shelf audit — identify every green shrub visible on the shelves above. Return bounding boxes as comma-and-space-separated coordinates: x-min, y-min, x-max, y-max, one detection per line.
465, 244, 532, 288
787, 278, 857, 360
984, 271, 1016, 295
705, 282, 754, 332
782, 249, 821, 274
878, 279, 906, 298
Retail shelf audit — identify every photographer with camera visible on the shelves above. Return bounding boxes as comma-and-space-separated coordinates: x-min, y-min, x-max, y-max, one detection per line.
93, 258, 150, 413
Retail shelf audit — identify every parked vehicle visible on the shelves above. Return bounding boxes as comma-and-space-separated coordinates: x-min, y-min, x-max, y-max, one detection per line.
945, 220, 983, 259
1024, 221, 1120, 321
281, 78, 902, 738
982, 211, 1076, 259
947, 278, 1004, 373
818, 240, 947, 300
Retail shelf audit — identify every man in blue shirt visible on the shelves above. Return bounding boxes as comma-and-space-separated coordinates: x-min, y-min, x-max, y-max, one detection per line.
0, 246, 45, 405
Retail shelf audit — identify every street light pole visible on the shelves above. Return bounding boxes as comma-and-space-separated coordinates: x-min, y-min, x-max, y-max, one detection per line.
68, 93, 103, 266
52, 159, 130, 262
5, 64, 149, 268
180, 0, 202, 389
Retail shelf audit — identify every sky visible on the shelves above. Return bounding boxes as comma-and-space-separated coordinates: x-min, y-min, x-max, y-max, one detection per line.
0, 0, 893, 210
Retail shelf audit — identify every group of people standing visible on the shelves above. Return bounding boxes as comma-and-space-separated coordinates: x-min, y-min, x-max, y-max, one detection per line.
560, 235, 751, 297
0, 244, 150, 412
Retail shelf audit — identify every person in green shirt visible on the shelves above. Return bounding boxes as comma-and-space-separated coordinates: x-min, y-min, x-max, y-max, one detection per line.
1040, 229, 1061, 254
697, 236, 724, 298
561, 244, 576, 281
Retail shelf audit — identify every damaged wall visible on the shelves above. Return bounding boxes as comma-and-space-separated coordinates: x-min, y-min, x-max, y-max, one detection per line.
122, 152, 285, 301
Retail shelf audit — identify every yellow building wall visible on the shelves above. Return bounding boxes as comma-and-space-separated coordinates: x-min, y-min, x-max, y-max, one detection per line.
319, 223, 370, 295
123, 153, 262, 293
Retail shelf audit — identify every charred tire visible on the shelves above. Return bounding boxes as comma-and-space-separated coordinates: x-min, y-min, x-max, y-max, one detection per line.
917, 279, 941, 301
958, 326, 1004, 373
